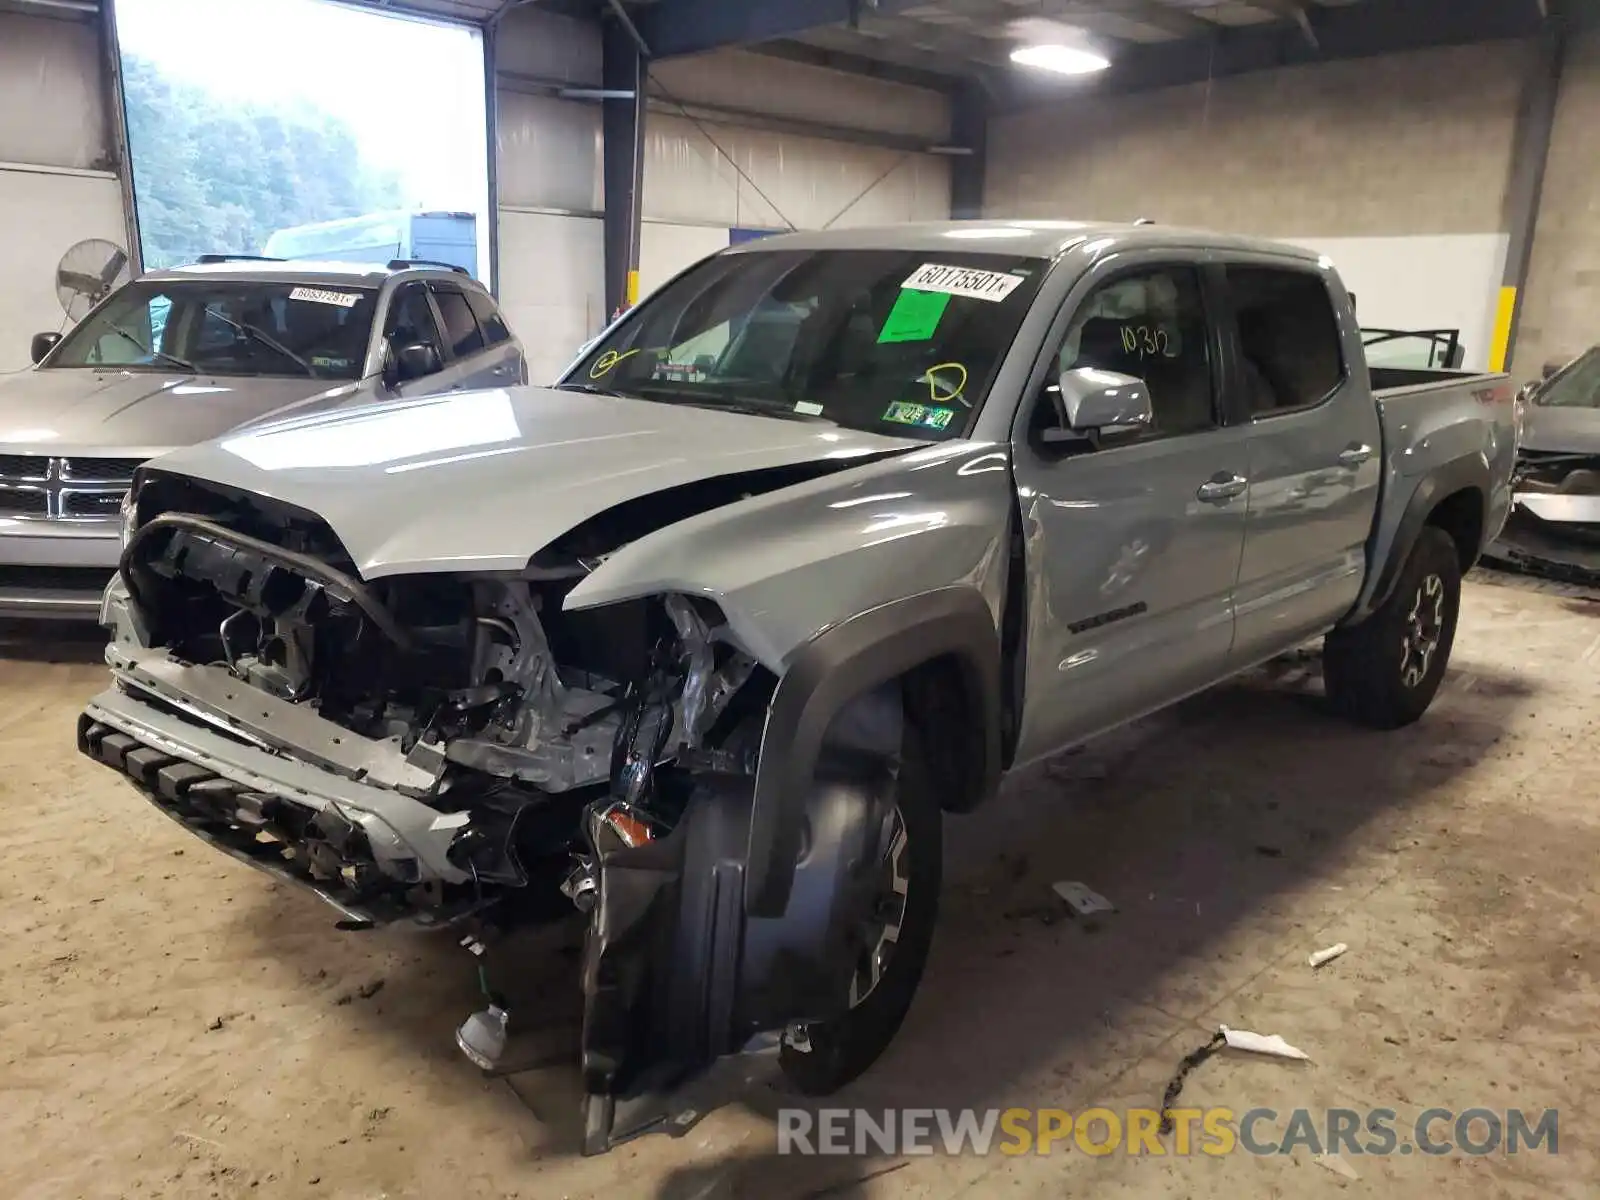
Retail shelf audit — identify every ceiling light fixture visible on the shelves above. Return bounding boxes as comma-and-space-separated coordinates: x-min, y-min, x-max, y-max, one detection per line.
1010, 44, 1110, 75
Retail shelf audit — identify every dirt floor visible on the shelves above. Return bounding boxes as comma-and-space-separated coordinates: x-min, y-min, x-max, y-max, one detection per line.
2, 572, 1597, 1200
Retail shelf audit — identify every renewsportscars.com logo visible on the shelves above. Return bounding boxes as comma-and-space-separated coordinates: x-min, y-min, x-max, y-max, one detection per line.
777, 1107, 1560, 1158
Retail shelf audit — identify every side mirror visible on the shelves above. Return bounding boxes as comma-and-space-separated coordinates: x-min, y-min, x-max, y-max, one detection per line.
391, 341, 441, 384
1042, 367, 1155, 445
30, 331, 61, 365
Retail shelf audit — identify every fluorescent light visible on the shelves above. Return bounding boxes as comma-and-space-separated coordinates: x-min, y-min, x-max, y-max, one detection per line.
1010, 44, 1110, 75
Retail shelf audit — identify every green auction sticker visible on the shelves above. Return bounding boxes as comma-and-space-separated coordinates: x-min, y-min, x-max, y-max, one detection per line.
878, 289, 951, 344
883, 400, 957, 431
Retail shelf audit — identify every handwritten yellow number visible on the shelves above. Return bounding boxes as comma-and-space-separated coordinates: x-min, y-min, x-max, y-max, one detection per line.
590, 348, 641, 380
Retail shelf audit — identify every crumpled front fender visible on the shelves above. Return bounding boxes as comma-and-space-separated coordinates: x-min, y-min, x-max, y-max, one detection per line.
579, 687, 903, 1154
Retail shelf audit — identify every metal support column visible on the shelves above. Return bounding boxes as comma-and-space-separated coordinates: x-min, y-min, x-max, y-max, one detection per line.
1493, 23, 1567, 373
100, 0, 143, 272
602, 20, 646, 319
949, 78, 987, 220
483, 15, 503, 292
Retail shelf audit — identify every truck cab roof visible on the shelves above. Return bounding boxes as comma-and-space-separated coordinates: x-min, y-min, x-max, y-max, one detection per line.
724, 219, 1327, 264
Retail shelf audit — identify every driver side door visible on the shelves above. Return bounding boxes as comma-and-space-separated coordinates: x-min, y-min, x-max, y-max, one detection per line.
1010, 257, 1251, 763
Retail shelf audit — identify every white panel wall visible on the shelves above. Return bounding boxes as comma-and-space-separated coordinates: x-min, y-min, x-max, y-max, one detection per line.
496, 92, 601, 214
649, 50, 951, 143
643, 115, 951, 231
639, 221, 729, 299
642, 49, 953, 239
1287, 234, 1510, 372
0, 11, 128, 373
0, 13, 109, 170
497, 211, 604, 385
493, 6, 604, 369
0, 169, 129, 375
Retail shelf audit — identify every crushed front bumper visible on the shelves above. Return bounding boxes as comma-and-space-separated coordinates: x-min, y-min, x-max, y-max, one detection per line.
79, 679, 486, 929
1484, 500, 1600, 587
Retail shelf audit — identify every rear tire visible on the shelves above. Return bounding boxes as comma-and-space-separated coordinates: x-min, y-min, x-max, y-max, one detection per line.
1323, 526, 1462, 730
778, 721, 941, 1096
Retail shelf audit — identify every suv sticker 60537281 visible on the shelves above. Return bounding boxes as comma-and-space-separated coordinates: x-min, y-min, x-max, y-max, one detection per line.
289, 287, 362, 308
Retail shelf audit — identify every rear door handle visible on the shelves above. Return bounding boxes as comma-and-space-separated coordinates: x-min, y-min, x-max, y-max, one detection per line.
1338, 443, 1375, 467
1197, 473, 1248, 504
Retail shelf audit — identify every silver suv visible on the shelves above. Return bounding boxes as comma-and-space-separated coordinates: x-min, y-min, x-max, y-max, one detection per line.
0, 257, 527, 617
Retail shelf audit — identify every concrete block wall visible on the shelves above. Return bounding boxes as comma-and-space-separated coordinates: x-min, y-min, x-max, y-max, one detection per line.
1511, 28, 1600, 380
986, 42, 1531, 238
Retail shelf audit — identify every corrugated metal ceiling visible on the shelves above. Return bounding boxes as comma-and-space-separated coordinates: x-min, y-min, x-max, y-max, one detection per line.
784, 0, 1368, 73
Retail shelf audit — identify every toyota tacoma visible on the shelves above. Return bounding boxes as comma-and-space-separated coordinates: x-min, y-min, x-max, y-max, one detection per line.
78, 221, 1517, 1153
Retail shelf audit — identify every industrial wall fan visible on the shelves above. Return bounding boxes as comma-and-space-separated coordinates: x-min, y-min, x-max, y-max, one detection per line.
56, 238, 132, 323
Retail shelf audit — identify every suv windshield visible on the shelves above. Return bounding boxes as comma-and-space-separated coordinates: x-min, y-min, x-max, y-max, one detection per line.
1534, 346, 1600, 408
567, 249, 1049, 440
47, 279, 378, 381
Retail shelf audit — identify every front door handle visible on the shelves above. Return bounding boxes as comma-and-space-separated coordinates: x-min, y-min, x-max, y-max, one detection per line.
1197, 473, 1248, 504
1338, 443, 1375, 467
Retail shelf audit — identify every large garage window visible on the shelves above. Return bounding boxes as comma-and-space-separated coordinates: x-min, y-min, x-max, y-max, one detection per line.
114, 0, 492, 283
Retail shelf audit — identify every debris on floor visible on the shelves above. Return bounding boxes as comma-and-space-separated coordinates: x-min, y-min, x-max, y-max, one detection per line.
1051, 881, 1115, 917
1220, 1025, 1311, 1061
1314, 1152, 1361, 1181
1309, 942, 1350, 968
1157, 1030, 1225, 1134
1157, 1024, 1312, 1132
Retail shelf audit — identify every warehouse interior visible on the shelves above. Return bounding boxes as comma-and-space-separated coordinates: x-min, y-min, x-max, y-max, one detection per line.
3, 0, 1599, 1196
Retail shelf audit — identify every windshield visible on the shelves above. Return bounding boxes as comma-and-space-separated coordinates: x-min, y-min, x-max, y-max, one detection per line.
46, 279, 378, 380
1534, 347, 1600, 408
567, 249, 1049, 440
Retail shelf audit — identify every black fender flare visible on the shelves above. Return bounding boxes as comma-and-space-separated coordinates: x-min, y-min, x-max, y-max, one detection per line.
1356, 454, 1489, 624
744, 586, 1003, 918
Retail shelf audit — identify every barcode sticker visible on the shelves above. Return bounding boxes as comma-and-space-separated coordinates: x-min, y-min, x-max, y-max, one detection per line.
901, 264, 1024, 303
289, 287, 361, 308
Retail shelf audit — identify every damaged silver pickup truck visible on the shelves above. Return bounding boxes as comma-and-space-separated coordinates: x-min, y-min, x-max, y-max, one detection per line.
79, 222, 1517, 1153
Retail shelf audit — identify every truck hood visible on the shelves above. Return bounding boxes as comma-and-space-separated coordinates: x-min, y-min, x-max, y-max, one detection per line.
144, 386, 921, 579
1522, 405, 1600, 455
0, 366, 364, 458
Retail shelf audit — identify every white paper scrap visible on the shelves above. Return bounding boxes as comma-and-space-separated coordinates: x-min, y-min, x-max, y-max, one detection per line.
1052, 880, 1115, 916
1219, 1025, 1311, 1061
1308, 942, 1349, 968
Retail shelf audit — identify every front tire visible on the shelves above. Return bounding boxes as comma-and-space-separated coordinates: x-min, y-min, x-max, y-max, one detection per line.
1323, 526, 1462, 729
778, 722, 941, 1095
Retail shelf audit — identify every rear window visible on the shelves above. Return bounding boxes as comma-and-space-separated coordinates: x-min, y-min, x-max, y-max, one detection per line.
432, 287, 485, 358
465, 289, 512, 347
1227, 267, 1345, 416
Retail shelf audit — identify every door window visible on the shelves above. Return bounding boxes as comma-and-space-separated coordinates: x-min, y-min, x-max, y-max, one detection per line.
464, 289, 512, 347
432, 286, 486, 359
1050, 266, 1217, 441
1227, 267, 1345, 416
384, 283, 446, 381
